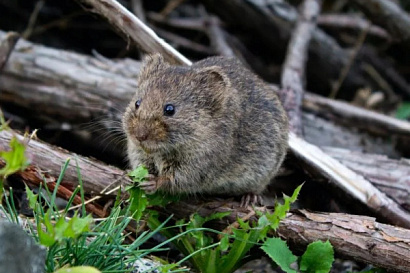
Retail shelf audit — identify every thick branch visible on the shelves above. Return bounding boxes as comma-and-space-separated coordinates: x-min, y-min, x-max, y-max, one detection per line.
281, 0, 322, 135
0, 130, 130, 195
303, 93, 410, 137
323, 147, 410, 211
290, 133, 410, 228
348, 0, 410, 47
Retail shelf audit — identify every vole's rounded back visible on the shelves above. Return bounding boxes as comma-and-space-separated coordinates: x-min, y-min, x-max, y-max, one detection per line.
123, 54, 288, 196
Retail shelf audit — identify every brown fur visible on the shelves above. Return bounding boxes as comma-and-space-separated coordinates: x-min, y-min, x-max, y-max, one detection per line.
122, 54, 289, 196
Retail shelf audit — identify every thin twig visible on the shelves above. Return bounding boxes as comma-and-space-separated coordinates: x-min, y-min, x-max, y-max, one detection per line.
22, 0, 45, 39
159, 0, 187, 17
329, 23, 370, 98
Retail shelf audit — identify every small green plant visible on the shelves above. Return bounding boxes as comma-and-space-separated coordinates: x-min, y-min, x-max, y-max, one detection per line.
0, 156, 184, 272
259, 184, 334, 273
0, 111, 30, 198
23, 161, 183, 273
142, 179, 327, 273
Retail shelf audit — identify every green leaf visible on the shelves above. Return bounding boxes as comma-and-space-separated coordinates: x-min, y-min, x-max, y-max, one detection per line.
220, 234, 229, 251
38, 228, 56, 247
70, 214, 93, 236
289, 184, 303, 203
266, 184, 303, 231
261, 237, 297, 273
396, 102, 410, 120
25, 184, 38, 210
300, 240, 334, 273
53, 266, 101, 273
128, 165, 149, 183
128, 187, 148, 222
0, 137, 29, 177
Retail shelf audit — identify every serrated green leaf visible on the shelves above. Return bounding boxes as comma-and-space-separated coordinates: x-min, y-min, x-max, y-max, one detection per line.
289, 184, 303, 203
266, 184, 303, 230
261, 237, 297, 273
69, 214, 93, 237
396, 102, 410, 120
237, 217, 250, 230
128, 165, 148, 183
0, 137, 29, 177
38, 228, 56, 247
25, 184, 38, 210
53, 266, 101, 273
300, 240, 334, 273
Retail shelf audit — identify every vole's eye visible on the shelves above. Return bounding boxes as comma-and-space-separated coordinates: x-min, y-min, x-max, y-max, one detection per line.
135, 99, 141, 110
164, 104, 175, 116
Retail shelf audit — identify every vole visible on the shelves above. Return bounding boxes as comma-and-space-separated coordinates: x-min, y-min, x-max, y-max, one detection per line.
122, 54, 288, 205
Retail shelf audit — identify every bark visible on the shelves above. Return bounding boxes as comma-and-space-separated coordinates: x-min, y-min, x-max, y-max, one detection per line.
0, 32, 19, 72
323, 147, 410, 211
290, 132, 410, 229
303, 92, 410, 137
199, 0, 370, 96
348, 0, 410, 48
317, 14, 391, 41
1, 130, 410, 272
0, 130, 131, 196
73, 0, 191, 65
281, 0, 322, 135
278, 210, 410, 272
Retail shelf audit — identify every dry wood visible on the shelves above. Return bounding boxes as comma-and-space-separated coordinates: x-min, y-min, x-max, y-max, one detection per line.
304, 92, 410, 137
0, 32, 398, 156
348, 0, 410, 48
302, 113, 398, 157
1, 30, 405, 145
281, 0, 322, 135
279, 210, 410, 272
317, 14, 391, 40
323, 147, 410, 211
290, 132, 410, 228
205, 16, 235, 57
199, 0, 370, 95
0, 130, 130, 196
0, 32, 19, 72
73, 0, 191, 65
1, 130, 410, 272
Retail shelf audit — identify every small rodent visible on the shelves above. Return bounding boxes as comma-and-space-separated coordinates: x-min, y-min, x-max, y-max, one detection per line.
123, 54, 288, 205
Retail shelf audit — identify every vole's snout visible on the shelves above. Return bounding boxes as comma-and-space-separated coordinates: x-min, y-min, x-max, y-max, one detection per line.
134, 125, 150, 142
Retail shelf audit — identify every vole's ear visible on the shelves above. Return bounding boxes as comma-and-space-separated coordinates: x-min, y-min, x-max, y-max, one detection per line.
138, 54, 170, 81
195, 66, 231, 90
194, 66, 232, 110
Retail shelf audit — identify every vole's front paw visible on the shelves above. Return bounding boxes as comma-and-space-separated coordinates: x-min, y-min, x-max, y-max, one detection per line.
140, 174, 168, 194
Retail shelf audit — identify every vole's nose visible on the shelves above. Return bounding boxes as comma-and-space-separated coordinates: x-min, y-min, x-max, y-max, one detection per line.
134, 127, 149, 142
